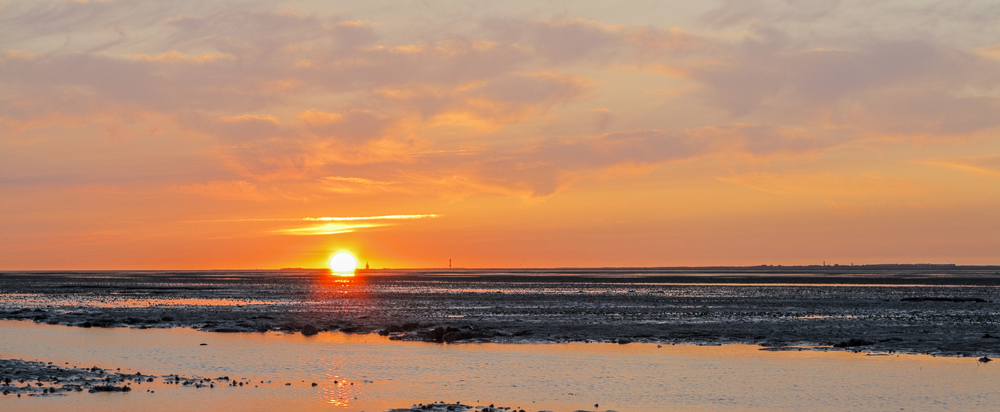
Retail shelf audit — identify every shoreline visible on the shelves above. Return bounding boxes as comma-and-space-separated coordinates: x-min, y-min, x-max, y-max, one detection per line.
0, 301, 1000, 357
2, 270, 1000, 357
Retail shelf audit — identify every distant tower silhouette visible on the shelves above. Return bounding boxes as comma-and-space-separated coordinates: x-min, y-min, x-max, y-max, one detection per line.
365, 262, 369, 270
449, 259, 452, 269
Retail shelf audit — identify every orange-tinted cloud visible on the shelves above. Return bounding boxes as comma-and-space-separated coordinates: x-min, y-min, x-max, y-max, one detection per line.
4, 0, 1000, 269
168, 180, 268, 201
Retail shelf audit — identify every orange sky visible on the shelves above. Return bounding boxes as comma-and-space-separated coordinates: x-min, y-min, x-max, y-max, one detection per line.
2, 0, 1000, 269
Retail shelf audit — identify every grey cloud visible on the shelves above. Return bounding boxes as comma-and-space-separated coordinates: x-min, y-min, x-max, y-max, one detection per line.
304, 110, 392, 143
0, 52, 289, 114
178, 112, 285, 143
377, 72, 591, 123
701, 0, 842, 28
477, 73, 587, 105
406, 125, 815, 197
592, 108, 614, 132
484, 17, 706, 65
690, 33, 1000, 135
491, 18, 620, 63
208, 118, 838, 196
843, 90, 1000, 136
220, 137, 317, 181
724, 124, 839, 155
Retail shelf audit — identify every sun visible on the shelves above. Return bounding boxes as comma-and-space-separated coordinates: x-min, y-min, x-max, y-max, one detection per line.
328, 252, 358, 275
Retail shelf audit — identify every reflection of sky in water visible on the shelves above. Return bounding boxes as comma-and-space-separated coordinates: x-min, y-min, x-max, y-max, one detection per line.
0, 293, 283, 308
1, 320, 1000, 412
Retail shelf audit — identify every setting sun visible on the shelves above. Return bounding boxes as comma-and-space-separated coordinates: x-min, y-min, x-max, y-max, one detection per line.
329, 252, 358, 274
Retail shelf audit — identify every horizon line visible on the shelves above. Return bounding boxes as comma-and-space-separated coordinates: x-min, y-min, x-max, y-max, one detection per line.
6, 263, 1000, 272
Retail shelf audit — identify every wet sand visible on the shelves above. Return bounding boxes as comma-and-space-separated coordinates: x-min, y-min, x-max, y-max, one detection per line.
2, 268, 1000, 357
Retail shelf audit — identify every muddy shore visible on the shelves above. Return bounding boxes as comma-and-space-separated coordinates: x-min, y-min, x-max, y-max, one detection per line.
0, 358, 528, 411
2, 269, 1000, 357
0, 357, 236, 397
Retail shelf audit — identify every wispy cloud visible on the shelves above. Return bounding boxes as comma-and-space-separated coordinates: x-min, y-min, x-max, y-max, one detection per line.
189, 214, 438, 223
272, 214, 438, 235
272, 222, 383, 235
303, 214, 438, 221
184, 214, 439, 236
921, 157, 1000, 177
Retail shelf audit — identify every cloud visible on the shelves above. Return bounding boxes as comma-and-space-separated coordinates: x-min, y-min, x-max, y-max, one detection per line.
717, 171, 924, 199
690, 123, 840, 156
677, 2, 1000, 139
4, 0, 1000, 206
126, 51, 235, 64
700, 0, 841, 28
386, 123, 826, 198
487, 18, 622, 64
486, 18, 706, 65
591, 108, 614, 132
922, 156, 1000, 177
180, 113, 283, 142
191, 214, 438, 223
167, 180, 267, 200
321, 176, 400, 194
301, 109, 392, 143
272, 222, 383, 235
187, 214, 440, 236
677, 36, 1000, 141
377, 72, 592, 126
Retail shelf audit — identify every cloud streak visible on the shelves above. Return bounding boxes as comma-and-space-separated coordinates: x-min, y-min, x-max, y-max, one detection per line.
185, 214, 438, 236
272, 222, 384, 236
188, 214, 439, 223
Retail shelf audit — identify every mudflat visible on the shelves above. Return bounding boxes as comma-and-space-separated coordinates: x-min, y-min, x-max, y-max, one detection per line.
2, 267, 1000, 357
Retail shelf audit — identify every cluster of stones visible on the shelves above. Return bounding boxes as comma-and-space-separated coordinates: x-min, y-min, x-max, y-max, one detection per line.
1, 359, 151, 397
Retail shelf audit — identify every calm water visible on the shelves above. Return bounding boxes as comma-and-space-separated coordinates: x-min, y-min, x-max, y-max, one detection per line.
1, 320, 997, 411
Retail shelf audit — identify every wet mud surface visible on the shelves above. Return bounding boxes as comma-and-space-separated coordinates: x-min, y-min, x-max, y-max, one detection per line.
0, 357, 230, 397
3, 268, 1000, 357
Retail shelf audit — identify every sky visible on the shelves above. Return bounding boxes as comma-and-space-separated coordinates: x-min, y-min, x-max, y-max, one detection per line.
2, 0, 1000, 269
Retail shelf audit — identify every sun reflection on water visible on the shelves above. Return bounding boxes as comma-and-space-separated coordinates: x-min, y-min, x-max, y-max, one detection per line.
320, 374, 359, 407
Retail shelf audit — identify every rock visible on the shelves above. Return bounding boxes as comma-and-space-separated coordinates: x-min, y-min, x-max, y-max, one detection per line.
89, 385, 131, 393
980, 356, 992, 363
834, 339, 874, 348
424, 327, 447, 342
442, 330, 487, 343
301, 324, 319, 336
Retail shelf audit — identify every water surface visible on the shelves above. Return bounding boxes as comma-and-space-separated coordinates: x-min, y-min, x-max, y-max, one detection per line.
1, 320, 997, 411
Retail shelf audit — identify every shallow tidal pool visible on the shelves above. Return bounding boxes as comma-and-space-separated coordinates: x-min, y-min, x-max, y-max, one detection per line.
0, 320, 997, 411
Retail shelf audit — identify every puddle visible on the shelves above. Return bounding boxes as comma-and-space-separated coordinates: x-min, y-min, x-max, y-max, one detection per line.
1, 320, 998, 411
